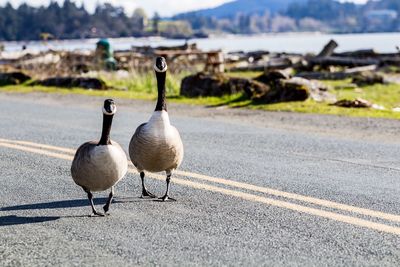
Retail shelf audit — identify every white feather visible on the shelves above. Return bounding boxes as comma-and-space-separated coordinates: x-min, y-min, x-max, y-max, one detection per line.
129, 111, 184, 173
154, 64, 168, 73
102, 106, 117, 115
71, 141, 128, 192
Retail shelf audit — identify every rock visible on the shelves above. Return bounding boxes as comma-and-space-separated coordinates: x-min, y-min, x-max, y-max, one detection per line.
253, 73, 335, 103
0, 72, 31, 86
35, 77, 107, 90
180, 73, 226, 97
180, 72, 267, 97
252, 71, 308, 103
352, 72, 384, 86
285, 77, 336, 103
259, 78, 310, 103
333, 98, 372, 108
242, 80, 271, 100
180, 71, 334, 105
244, 75, 309, 103
254, 70, 291, 84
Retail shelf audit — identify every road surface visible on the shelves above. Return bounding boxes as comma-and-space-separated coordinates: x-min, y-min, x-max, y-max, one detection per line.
0, 92, 399, 266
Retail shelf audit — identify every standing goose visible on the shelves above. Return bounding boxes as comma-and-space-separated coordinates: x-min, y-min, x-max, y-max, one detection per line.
71, 99, 128, 216
129, 57, 184, 201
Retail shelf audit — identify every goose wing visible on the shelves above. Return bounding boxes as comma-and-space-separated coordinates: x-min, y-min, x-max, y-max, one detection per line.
129, 123, 147, 166
133, 123, 147, 138
71, 141, 97, 181
170, 125, 184, 170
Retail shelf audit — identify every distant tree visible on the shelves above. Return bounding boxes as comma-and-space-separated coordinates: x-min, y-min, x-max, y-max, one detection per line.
0, 1, 154, 41
238, 14, 251, 33
298, 17, 326, 31
0, 0, 397, 40
271, 15, 297, 32
161, 21, 193, 38
255, 11, 271, 32
152, 12, 160, 34
173, 13, 218, 31
132, 8, 147, 32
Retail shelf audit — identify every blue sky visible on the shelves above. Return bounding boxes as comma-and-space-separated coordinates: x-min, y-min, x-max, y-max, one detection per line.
0, 0, 369, 16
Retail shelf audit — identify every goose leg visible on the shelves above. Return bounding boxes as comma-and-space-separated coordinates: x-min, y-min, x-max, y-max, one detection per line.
159, 173, 176, 202
83, 187, 104, 217
140, 172, 156, 198
103, 186, 114, 215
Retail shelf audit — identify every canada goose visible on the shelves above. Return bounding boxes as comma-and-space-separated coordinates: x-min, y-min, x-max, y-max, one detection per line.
71, 99, 128, 216
129, 57, 184, 201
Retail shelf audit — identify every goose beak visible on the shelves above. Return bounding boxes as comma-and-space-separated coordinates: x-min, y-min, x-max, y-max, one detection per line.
103, 99, 117, 115
154, 57, 168, 73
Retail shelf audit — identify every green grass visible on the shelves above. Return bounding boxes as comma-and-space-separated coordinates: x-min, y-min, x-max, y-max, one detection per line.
225, 71, 264, 79
247, 99, 400, 119
2, 72, 400, 120
241, 81, 400, 119
98, 71, 186, 96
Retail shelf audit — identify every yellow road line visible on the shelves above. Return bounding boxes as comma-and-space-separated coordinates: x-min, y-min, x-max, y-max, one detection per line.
0, 142, 73, 161
152, 171, 400, 236
175, 170, 400, 223
1, 139, 400, 235
0, 138, 75, 154
2, 138, 400, 223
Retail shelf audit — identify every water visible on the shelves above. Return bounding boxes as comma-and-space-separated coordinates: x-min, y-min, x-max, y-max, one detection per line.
2, 32, 399, 54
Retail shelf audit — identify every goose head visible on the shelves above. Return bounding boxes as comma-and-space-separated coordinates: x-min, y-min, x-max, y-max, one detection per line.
103, 99, 117, 116
154, 57, 168, 73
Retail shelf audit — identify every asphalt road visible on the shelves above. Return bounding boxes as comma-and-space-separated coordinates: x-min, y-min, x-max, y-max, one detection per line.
0, 92, 399, 266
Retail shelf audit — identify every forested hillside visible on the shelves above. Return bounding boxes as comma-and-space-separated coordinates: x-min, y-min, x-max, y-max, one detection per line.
176, 0, 400, 33
0, 0, 399, 41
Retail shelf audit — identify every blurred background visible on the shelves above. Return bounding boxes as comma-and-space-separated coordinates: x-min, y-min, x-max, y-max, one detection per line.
0, 0, 399, 118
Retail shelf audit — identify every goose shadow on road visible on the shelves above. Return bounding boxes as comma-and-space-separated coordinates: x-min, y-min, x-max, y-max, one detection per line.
0, 197, 146, 212
0, 198, 112, 226
0, 198, 109, 211
0, 215, 60, 226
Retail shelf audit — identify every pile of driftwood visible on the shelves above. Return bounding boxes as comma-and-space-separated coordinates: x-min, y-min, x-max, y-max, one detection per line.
1, 39, 399, 100
180, 69, 335, 104
0, 42, 226, 82
180, 40, 400, 107
226, 39, 399, 85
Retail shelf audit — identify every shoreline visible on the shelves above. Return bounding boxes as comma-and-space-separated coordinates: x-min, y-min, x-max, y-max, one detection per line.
2, 32, 399, 54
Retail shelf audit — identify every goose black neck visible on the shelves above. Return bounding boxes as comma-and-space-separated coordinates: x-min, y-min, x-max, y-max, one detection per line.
98, 114, 113, 146
155, 71, 167, 112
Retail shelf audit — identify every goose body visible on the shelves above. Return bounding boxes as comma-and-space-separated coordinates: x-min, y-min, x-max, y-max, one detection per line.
71, 99, 127, 216
71, 140, 127, 192
130, 111, 183, 173
129, 57, 184, 201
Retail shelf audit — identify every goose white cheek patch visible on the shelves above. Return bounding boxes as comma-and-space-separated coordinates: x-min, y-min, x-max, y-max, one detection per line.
154, 64, 168, 73
102, 106, 117, 115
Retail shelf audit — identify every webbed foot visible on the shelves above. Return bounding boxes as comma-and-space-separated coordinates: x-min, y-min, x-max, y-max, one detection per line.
140, 188, 157, 199
89, 210, 105, 217
158, 195, 176, 202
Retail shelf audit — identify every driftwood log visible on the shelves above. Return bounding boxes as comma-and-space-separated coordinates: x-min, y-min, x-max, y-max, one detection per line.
333, 49, 377, 58
317, 39, 338, 57
309, 57, 380, 68
306, 39, 400, 70
296, 65, 377, 80
333, 98, 372, 108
